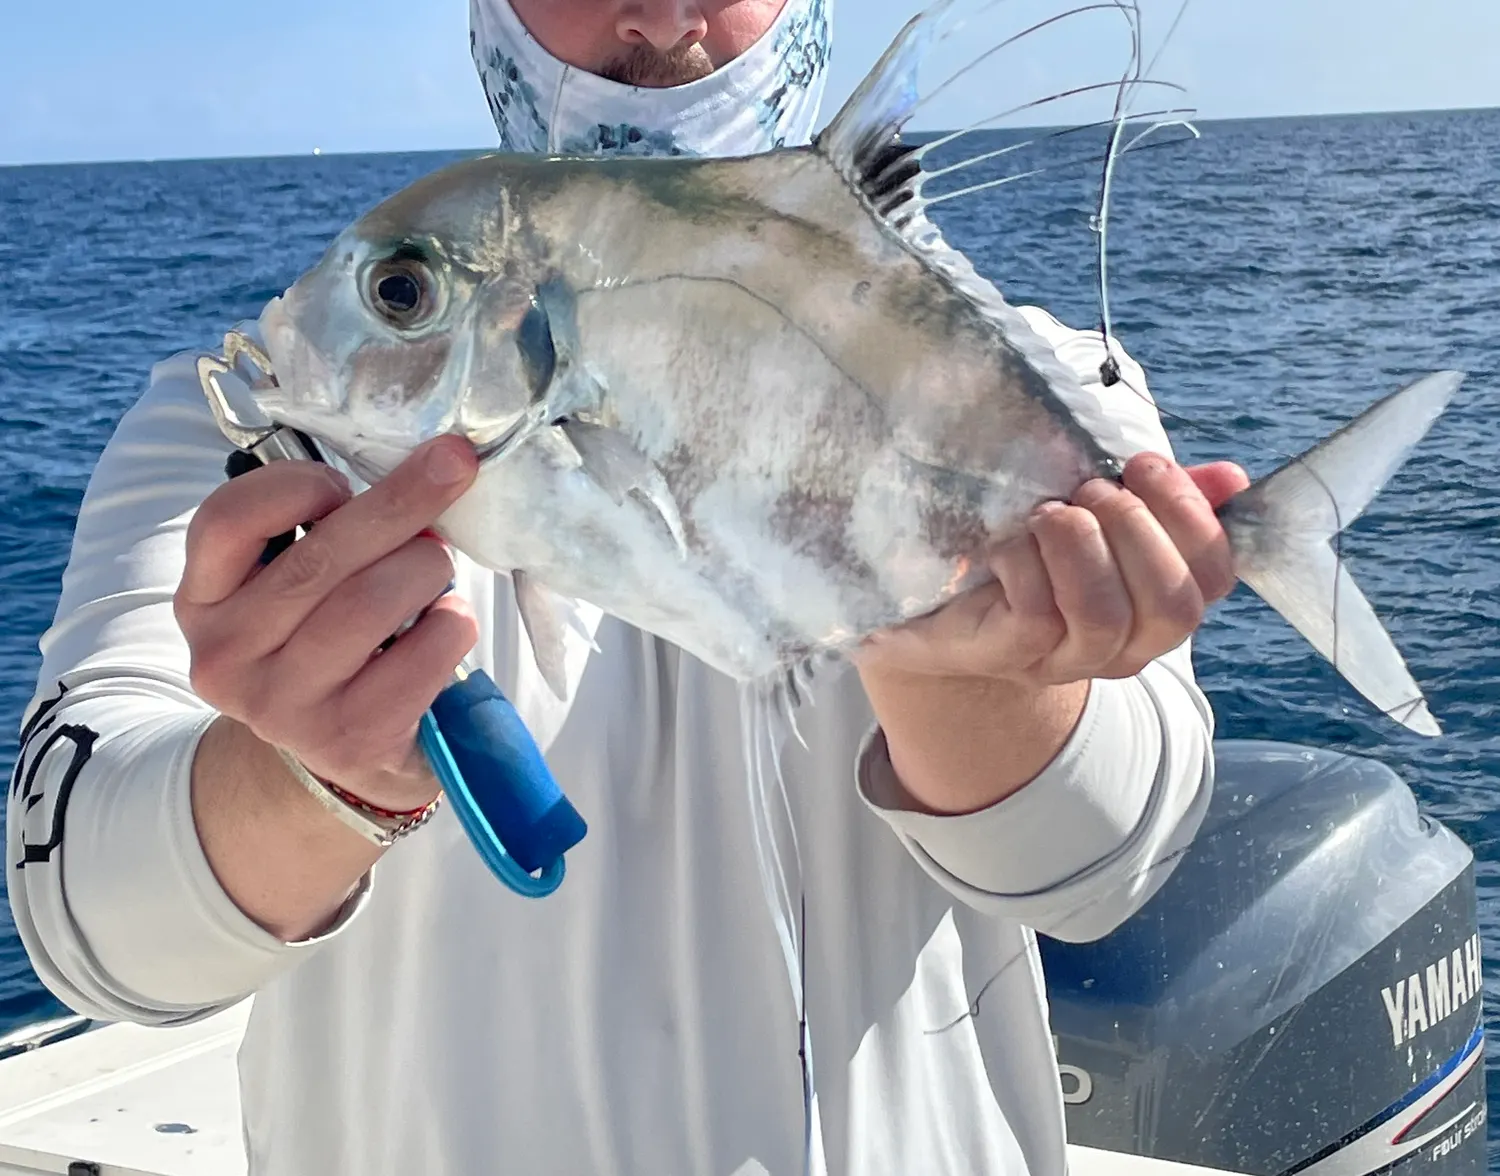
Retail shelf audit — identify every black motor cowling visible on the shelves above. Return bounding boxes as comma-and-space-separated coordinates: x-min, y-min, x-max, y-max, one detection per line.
1042, 740, 1486, 1175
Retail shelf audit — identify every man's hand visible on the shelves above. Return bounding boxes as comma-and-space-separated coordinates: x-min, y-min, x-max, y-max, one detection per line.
174, 434, 480, 813
854, 455, 1251, 815
854, 455, 1251, 684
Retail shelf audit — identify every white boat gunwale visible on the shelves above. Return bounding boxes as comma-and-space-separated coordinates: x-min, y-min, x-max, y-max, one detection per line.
0, 1000, 1246, 1175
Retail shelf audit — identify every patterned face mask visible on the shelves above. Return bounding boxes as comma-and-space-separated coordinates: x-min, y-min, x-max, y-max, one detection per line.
468, 0, 832, 158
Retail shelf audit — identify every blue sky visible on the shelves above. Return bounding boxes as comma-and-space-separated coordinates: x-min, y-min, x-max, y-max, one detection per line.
4, 0, 1496, 166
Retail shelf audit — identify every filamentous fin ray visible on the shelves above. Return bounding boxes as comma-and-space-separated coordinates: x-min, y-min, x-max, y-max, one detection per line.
814, 0, 1200, 436
916, 130, 1197, 211
820, 1, 1127, 168
772, 660, 815, 751
817, 0, 1189, 185
904, 93, 1194, 189
1221, 371, 1466, 738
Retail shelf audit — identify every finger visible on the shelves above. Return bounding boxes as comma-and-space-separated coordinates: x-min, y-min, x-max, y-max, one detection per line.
1074, 478, 1203, 670
1122, 454, 1239, 603
235, 435, 476, 647
985, 532, 1065, 669
1185, 460, 1251, 509
339, 594, 480, 739
270, 535, 458, 694
179, 462, 351, 607
1028, 500, 1132, 673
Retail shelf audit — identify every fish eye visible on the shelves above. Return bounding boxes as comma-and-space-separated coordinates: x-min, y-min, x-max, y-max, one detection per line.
378, 271, 421, 313
365, 248, 438, 329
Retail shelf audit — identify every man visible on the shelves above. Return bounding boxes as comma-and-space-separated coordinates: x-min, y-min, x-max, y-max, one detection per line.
8, 1, 1248, 1172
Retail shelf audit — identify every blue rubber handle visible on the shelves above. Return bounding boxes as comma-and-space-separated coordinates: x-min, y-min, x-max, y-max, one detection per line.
420, 670, 587, 898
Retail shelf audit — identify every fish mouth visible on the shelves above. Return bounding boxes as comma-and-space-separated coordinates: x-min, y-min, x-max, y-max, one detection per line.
256, 295, 293, 372
256, 295, 343, 428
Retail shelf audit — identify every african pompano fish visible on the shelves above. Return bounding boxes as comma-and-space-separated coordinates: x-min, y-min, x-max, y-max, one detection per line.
252, 0, 1462, 737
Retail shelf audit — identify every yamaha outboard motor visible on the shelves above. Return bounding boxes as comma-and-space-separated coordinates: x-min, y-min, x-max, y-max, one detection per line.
1042, 740, 1486, 1175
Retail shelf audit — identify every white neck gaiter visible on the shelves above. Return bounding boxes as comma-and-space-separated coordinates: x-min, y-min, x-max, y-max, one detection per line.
468, 0, 832, 158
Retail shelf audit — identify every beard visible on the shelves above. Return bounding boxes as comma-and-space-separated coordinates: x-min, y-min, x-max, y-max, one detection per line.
598, 42, 716, 87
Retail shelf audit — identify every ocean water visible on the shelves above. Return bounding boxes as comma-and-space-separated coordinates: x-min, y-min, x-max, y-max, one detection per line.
1, 108, 1497, 1160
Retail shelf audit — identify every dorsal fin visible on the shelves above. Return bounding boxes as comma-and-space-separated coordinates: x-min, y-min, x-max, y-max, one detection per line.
814, 1, 1196, 225
814, 1, 954, 186
812, 0, 1199, 466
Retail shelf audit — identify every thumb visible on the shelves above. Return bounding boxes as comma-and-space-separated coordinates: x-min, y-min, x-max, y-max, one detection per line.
1186, 461, 1251, 509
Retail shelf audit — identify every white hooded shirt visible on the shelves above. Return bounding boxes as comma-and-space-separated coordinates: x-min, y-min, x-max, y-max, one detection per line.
5, 3, 1216, 1172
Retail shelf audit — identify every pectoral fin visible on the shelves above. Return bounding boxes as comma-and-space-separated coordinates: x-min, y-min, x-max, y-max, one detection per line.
562, 419, 688, 558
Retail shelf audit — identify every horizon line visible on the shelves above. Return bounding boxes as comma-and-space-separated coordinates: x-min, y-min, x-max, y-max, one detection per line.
3, 102, 1495, 171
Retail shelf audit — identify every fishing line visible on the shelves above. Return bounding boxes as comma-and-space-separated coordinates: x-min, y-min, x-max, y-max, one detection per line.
922, 847, 1194, 1036
740, 690, 800, 975
1069, 1, 1401, 735
1092, 0, 1151, 383
1075, 1, 1332, 468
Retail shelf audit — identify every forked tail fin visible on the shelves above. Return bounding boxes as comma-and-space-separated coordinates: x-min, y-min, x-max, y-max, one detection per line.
1220, 370, 1465, 737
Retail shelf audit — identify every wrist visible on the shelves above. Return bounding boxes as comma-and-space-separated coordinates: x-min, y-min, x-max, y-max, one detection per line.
858, 667, 1089, 816
326, 757, 443, 815
191, 717, 395, 941
213, 716, 441, 842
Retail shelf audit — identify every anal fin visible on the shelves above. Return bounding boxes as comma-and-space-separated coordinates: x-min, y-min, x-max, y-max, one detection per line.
513, 570, 596, 702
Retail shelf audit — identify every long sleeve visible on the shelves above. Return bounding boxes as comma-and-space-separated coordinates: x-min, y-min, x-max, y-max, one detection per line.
856, 307, 1217, 942
5, 350, 366, 1025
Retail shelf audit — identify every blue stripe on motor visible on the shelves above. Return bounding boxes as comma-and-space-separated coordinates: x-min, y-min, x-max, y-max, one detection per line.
1280, 1021, 1484, 1175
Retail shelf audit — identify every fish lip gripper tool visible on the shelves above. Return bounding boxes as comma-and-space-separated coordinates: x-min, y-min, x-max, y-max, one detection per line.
197, 330, 587, 899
